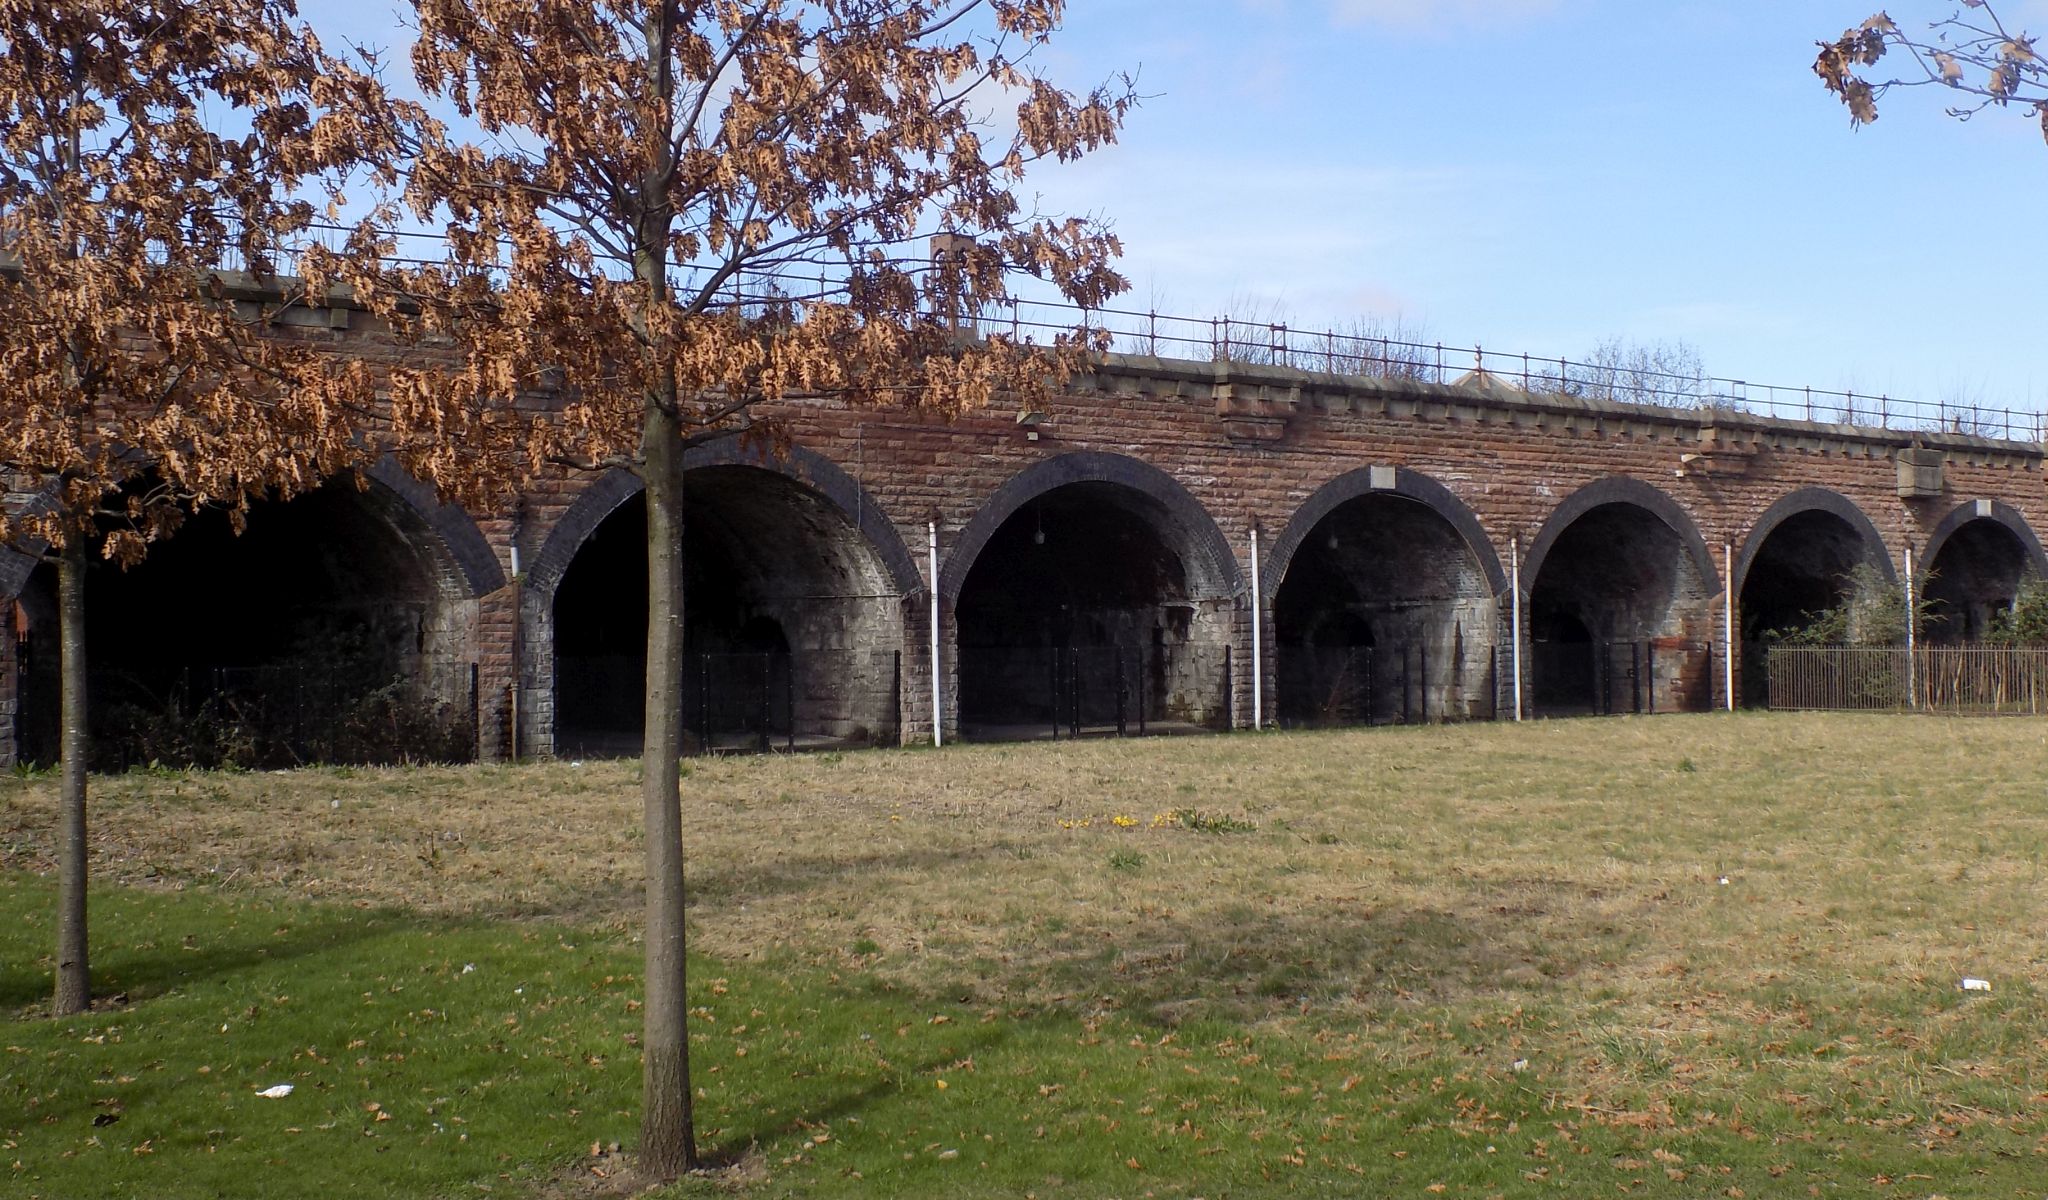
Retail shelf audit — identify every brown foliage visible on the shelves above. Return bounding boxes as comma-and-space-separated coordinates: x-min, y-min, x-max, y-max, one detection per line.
306, 1, 1138, 1179
0, 0, 393, 558
1816, 4, 2048, 143
314, 0, 1136, 497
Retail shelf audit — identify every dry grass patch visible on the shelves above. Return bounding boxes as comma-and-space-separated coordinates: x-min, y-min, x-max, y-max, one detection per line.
8, 711, 2048, 1152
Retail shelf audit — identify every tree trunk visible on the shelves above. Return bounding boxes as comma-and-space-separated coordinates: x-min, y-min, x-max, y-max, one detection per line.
638, 404, 698, 1177
633, 0, 693, 1176
53, 537, 89, 1016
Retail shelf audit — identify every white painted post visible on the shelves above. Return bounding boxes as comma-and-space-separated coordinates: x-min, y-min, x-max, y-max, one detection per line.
1904, 545, 1917, 710
929, 521, 943, 747
1250, 527, 1264, 730
1511, 537, 1524, 722
1724, 542, 1736, 712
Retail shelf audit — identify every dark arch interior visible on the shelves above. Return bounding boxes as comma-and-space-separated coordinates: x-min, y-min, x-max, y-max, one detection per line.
954, 480, 1231, 736
1738, 509, 1880, 705
16, 483, 466, 769
1924, 519, 2037, 642
1272, 493, 1495, 726
551, 466, 902, 756
1527, 502, 1710, 715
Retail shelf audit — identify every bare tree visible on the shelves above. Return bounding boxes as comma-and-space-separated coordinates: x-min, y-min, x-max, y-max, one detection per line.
1210, 295, 1436, 380
1530, 337, 1713, 408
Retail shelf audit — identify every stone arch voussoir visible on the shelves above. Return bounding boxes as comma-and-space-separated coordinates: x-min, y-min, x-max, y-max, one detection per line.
525, 440, 922, 608
1733, 487, 1893, 600
366, 456, 508, 598
1263, 466, 1505, 601
1522, 475, 1721, 597
938, 451, 1242, 604
1918, 499, 2048, 587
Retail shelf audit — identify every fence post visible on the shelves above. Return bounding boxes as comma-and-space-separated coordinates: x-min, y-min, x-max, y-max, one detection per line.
1510, 538, 1525, 721
1069, 651, 1080, 737
1631, 643, 1642, 714
1904, 545, 1917, 710
1724, 542, 1736, 712
469, 663, 481, 762
1420, 641, 1429, 723
1049, 650, 1060, 741
1645, 641, 1655, 715
1401, 646, 1411, 725
698, 657, 711, 754
1115, 647, 1128, 738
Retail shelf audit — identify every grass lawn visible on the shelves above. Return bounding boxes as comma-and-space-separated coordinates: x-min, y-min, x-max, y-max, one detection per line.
5, 712, 2048, 1197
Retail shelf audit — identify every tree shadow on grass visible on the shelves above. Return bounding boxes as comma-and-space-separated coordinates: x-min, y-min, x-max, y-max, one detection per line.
700, 1024, 1012, 1168
687, 844, 1008, 909
475, 844, 1013, 927
882, 886, 1645, 1029
0, 900, 396, 1015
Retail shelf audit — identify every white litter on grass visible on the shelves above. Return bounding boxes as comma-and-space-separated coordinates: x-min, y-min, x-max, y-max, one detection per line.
256, 1084, 294, 1099
1961, 977, 1993, 992
1718, 876, 1730, 886
1511, 1059, 1529, 1073
461, 963, 476, 975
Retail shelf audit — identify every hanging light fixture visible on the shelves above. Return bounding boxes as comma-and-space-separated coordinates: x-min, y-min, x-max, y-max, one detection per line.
1033, 504, 1046, 546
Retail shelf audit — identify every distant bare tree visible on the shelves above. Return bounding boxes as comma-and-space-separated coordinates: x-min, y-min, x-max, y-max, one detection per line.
1209, 295, 1436, 380
1530, 337, 1713, 408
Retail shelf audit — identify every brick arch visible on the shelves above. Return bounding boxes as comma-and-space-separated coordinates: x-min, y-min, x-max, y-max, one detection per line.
1522, 476, 1722, 596
1262, 467, 1505, 600
524, 440, 923, 606
1917, 499, 2048, 586
365, 456, 507, 598
526, 468, 644, 605
937, 451, 1242, 603
1733, 487, 1894, 599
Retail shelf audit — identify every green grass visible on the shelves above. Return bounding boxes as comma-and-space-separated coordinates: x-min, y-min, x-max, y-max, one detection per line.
6, 713, 2048, 1197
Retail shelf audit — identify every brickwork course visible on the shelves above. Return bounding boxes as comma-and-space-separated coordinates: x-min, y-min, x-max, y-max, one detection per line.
5, 325, 2043, 764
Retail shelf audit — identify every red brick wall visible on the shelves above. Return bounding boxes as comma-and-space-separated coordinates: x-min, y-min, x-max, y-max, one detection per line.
493, 356, 2042, 748
9, 326, 2041, 762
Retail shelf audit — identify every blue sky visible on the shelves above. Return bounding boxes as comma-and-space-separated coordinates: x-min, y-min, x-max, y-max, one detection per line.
302, 0, 2048, 411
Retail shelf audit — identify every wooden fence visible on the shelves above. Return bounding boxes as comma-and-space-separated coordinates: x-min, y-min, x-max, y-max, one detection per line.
1766, 645, 2048, 715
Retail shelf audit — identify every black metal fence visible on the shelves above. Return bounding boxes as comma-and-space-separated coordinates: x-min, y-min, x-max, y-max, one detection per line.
958, 644, 1234, 739
687, 650, 902, 751
554, 649, 903, 756
1768, 645, 2048, 715
1275, 644, 1463, 727
1530, 640, 1680, 717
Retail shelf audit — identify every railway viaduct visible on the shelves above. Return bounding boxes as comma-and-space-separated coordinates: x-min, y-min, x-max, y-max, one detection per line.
4, 339, 2044, 764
